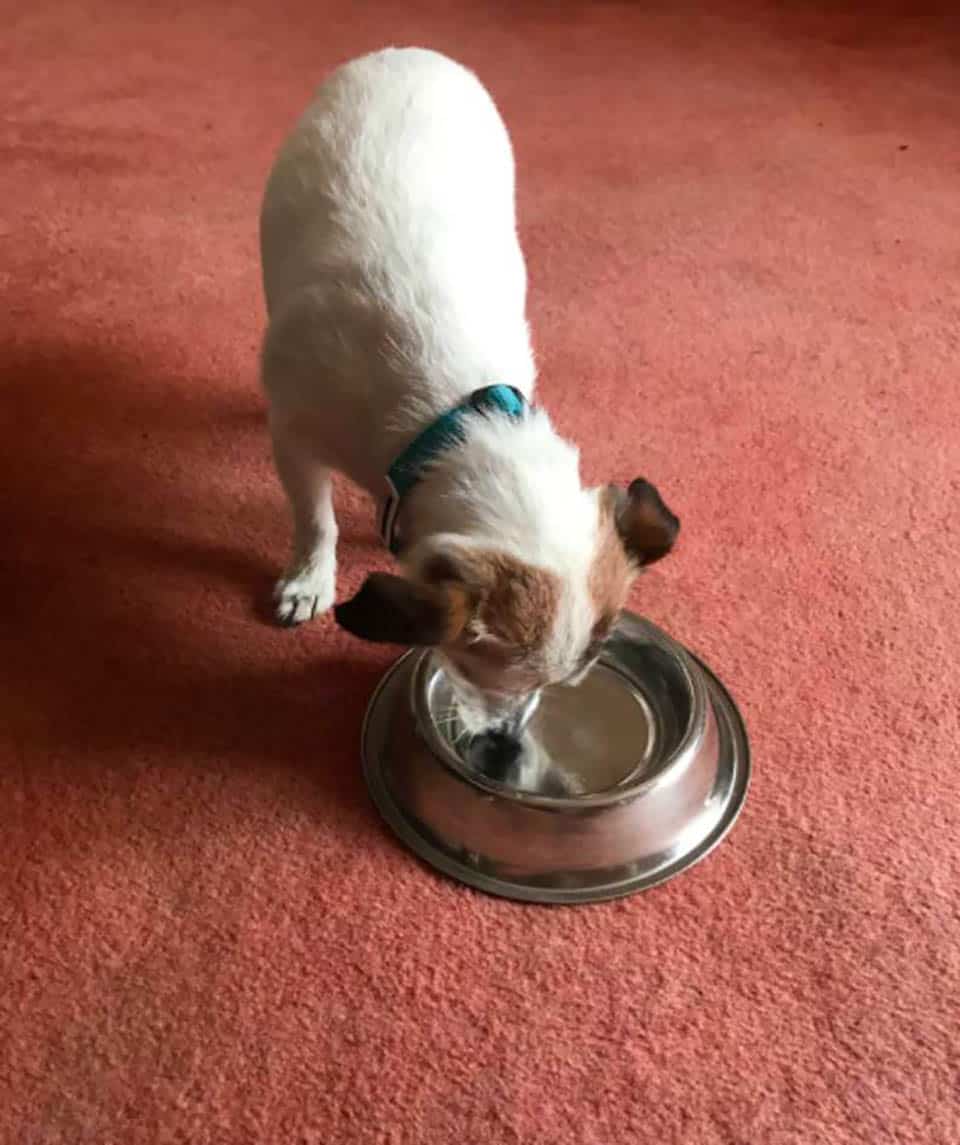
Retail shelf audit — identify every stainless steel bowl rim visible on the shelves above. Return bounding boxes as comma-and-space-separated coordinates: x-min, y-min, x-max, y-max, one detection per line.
359, 619, 751, 904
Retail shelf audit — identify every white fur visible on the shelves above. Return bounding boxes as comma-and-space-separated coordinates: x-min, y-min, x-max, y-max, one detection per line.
260, 48, 601, 687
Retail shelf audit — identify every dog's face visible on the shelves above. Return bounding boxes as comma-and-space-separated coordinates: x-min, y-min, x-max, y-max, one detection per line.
335, 478, 679, 735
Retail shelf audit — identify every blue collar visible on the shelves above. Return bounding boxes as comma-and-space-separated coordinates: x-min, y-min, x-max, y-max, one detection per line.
380, 384, 528, 554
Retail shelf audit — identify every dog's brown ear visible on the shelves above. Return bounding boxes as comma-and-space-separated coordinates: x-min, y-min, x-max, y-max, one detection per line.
334, 572, 471, 646
611, 478, 680, 567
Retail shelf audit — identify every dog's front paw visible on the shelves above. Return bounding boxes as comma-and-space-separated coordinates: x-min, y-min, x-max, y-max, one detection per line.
273, 565, 335, 627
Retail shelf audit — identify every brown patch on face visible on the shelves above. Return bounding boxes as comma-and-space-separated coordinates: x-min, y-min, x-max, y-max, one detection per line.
590, 488, 639, 631
420, 547, 561, 653
479, 554, 561, 650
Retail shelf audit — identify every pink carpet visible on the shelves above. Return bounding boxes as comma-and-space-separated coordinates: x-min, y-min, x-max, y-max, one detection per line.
2, 2, 958, 1142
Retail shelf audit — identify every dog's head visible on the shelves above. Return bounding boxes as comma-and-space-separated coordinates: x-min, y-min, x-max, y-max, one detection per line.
335, 478, 678, 735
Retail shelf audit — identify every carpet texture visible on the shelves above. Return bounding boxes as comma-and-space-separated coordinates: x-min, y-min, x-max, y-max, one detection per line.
2, 2, 958, 1142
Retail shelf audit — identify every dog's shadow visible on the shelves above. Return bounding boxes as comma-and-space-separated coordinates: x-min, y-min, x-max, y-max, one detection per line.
1, 335, 383, 822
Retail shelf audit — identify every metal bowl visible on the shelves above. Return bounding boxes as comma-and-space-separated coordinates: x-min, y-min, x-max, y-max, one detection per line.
360, 612, 749, 904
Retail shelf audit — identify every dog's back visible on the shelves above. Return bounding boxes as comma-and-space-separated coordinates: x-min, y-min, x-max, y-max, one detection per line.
260, 48, 535, 482
262, 49, 521, 313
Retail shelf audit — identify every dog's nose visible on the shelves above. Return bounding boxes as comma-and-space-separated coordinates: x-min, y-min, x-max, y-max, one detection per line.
467, 729, 524, 782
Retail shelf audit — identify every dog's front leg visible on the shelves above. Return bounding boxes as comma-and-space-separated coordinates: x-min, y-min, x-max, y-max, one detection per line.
269, 413, 338, 627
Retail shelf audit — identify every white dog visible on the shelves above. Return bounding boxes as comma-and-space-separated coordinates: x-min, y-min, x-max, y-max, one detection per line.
260, 47, 678, 740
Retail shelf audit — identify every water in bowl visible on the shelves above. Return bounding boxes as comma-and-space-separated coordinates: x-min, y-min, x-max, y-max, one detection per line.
432, 661, 659, 798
